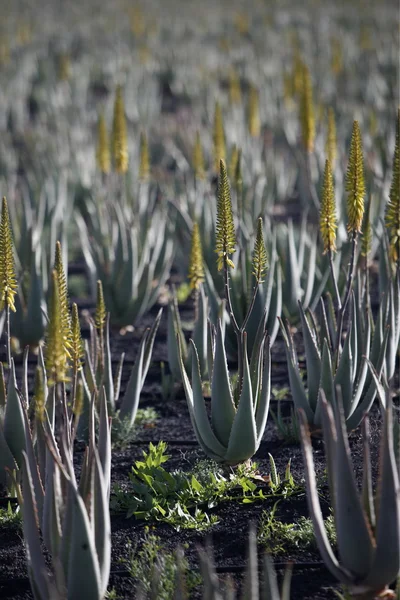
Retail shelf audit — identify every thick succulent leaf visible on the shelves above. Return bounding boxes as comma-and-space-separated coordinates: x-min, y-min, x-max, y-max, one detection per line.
191, 285, 208, 378
24, 258, 45, 345
168, 291, 187, 380
189, 340, 227, 458
142, 308, 162, 385
314, 341, 335, 427
225, 337, 258, 464
255, 337, 271, 447
249, 309, 267, 398
98, 387, 111, 498
210, 322, 236, 447
333, 389, 374, 578
67, 481, 102, 600
298, 410, 348, 583
266, 262, 282, 345
198, 544, 223, 600
93, 450, 111, 597
349, 293, 358, 382
280, 325, 314, 423
363, 401, 400, 589
0, 362, 5, 410
334, 326, 353, 419
361, 418, 375, 530
207, 320, 215, 383
317, 298, 332, 350
299, 302, 321, 412
319, 391, 338, 515
241, 524, 259, 600
21, 452, 53, 600
302, 235, 317, 310
4, 360, 26, 468
263, 554, 280, 600
346, 328, 389, 430
0, 421, 16, 488
43, 452, 62, 559
118, 330, 148, 427
103, 315, 115, 412
350, 306, 371, 413
22, 404, 44, 526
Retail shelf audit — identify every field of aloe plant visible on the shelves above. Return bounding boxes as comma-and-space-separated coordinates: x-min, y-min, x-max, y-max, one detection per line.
0, 0, 399, 599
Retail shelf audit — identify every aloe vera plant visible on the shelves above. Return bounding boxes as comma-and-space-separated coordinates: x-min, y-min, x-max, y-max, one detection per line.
20, 388, 111, 600
299, 391, 399, 599
279, 286, 389, 431
178, 321, 271, 465
77, 200, 174, 327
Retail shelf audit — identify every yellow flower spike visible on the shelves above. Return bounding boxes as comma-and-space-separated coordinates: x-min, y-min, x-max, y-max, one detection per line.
213, 101, 226, 171
71, 303, 84, 373
215, 159, 236, 271
229, 145, 239, 180
0, 197, 18, 313
58, 53, 70, 81
385, 108, 400, 262
95, 280, 107, 332
326, 108, 337, 168
234, 12, 249, 35
130, 6, 145, 37
229, 68, 242, 105
345, 121, 365, 234
299, 65, 315, 153
54, 241, 72, 359
73, 379, 84, 418
96, 113, 110, 174
248, 85, 261, 138
192, 132, 205, 180
188, 223, 205, 291
320, 160, 337, 254
252, 218, 268, 283
112, 85, 129, 174
139, 132, 150, 181
331, 37, 343, 75
292, 53, 305, 97
361, 197, 372, 260
45, 270, 69, 386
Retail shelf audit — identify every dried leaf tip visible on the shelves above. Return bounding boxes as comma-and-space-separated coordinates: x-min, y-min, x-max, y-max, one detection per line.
248, 84, 261, 137
96, 113, 110, 174
385, 108, 400, 262
45, 270, 69, 386
112, 85, 128, 174
299, 65, 315, 153
215, 159, 236, 271
71, 303, 84, 372
192, 132, 205, 180
95, 280, 107, 331
252, 218, 268, 283
188, 223, 204, 291
139, 131, 150, 181
320, 160, 337, 254
346, 120, 365, 234
213, 101, 226, 171
0, 197, 17, 313
326, 108, 337, 168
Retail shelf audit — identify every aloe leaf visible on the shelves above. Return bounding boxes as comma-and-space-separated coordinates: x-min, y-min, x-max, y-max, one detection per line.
168, 291, 187, 380
4, 360, 26, 468
364, 401, 400, 590
67, 480, 102, 600
22, 404, 44, 526
317, 298, 332, 350
43, 451, 62, 559
361, 418, 375, 530
263, 554, 280, 599
241, 524, 259, 599
255, 336, 271, 447
249, 309, 267, 399
298, 410, 348, 583
315, 341, 335, 426
333, 388, 374, 578
21, 452, 54, 600
98, 387, 111, 498
198, 544, 222, 600
302, 235, 317, 310
267, 262, 283, 345
118, 330, 148, 427
346, 327, 389, 430
24, 258, 45, 345
192, 285, 208, 377
0, 421, 16, 488
350, 305, 371, 412
210, 322, 236, 447
334, 325, 353, 419
92, 450, 111, 597
206, 320, 215, 383
188, 340, 226, 458
142, 308, 162, 384
281, 329, 314, 423
103, 315, 115, 412
225, 336, 258, 464
0, 362, 5, 410
299, 302, 321, 412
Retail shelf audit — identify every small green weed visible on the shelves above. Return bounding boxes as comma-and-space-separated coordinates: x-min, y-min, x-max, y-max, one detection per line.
0, 503, 21, 530
112, 407, 158, 447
